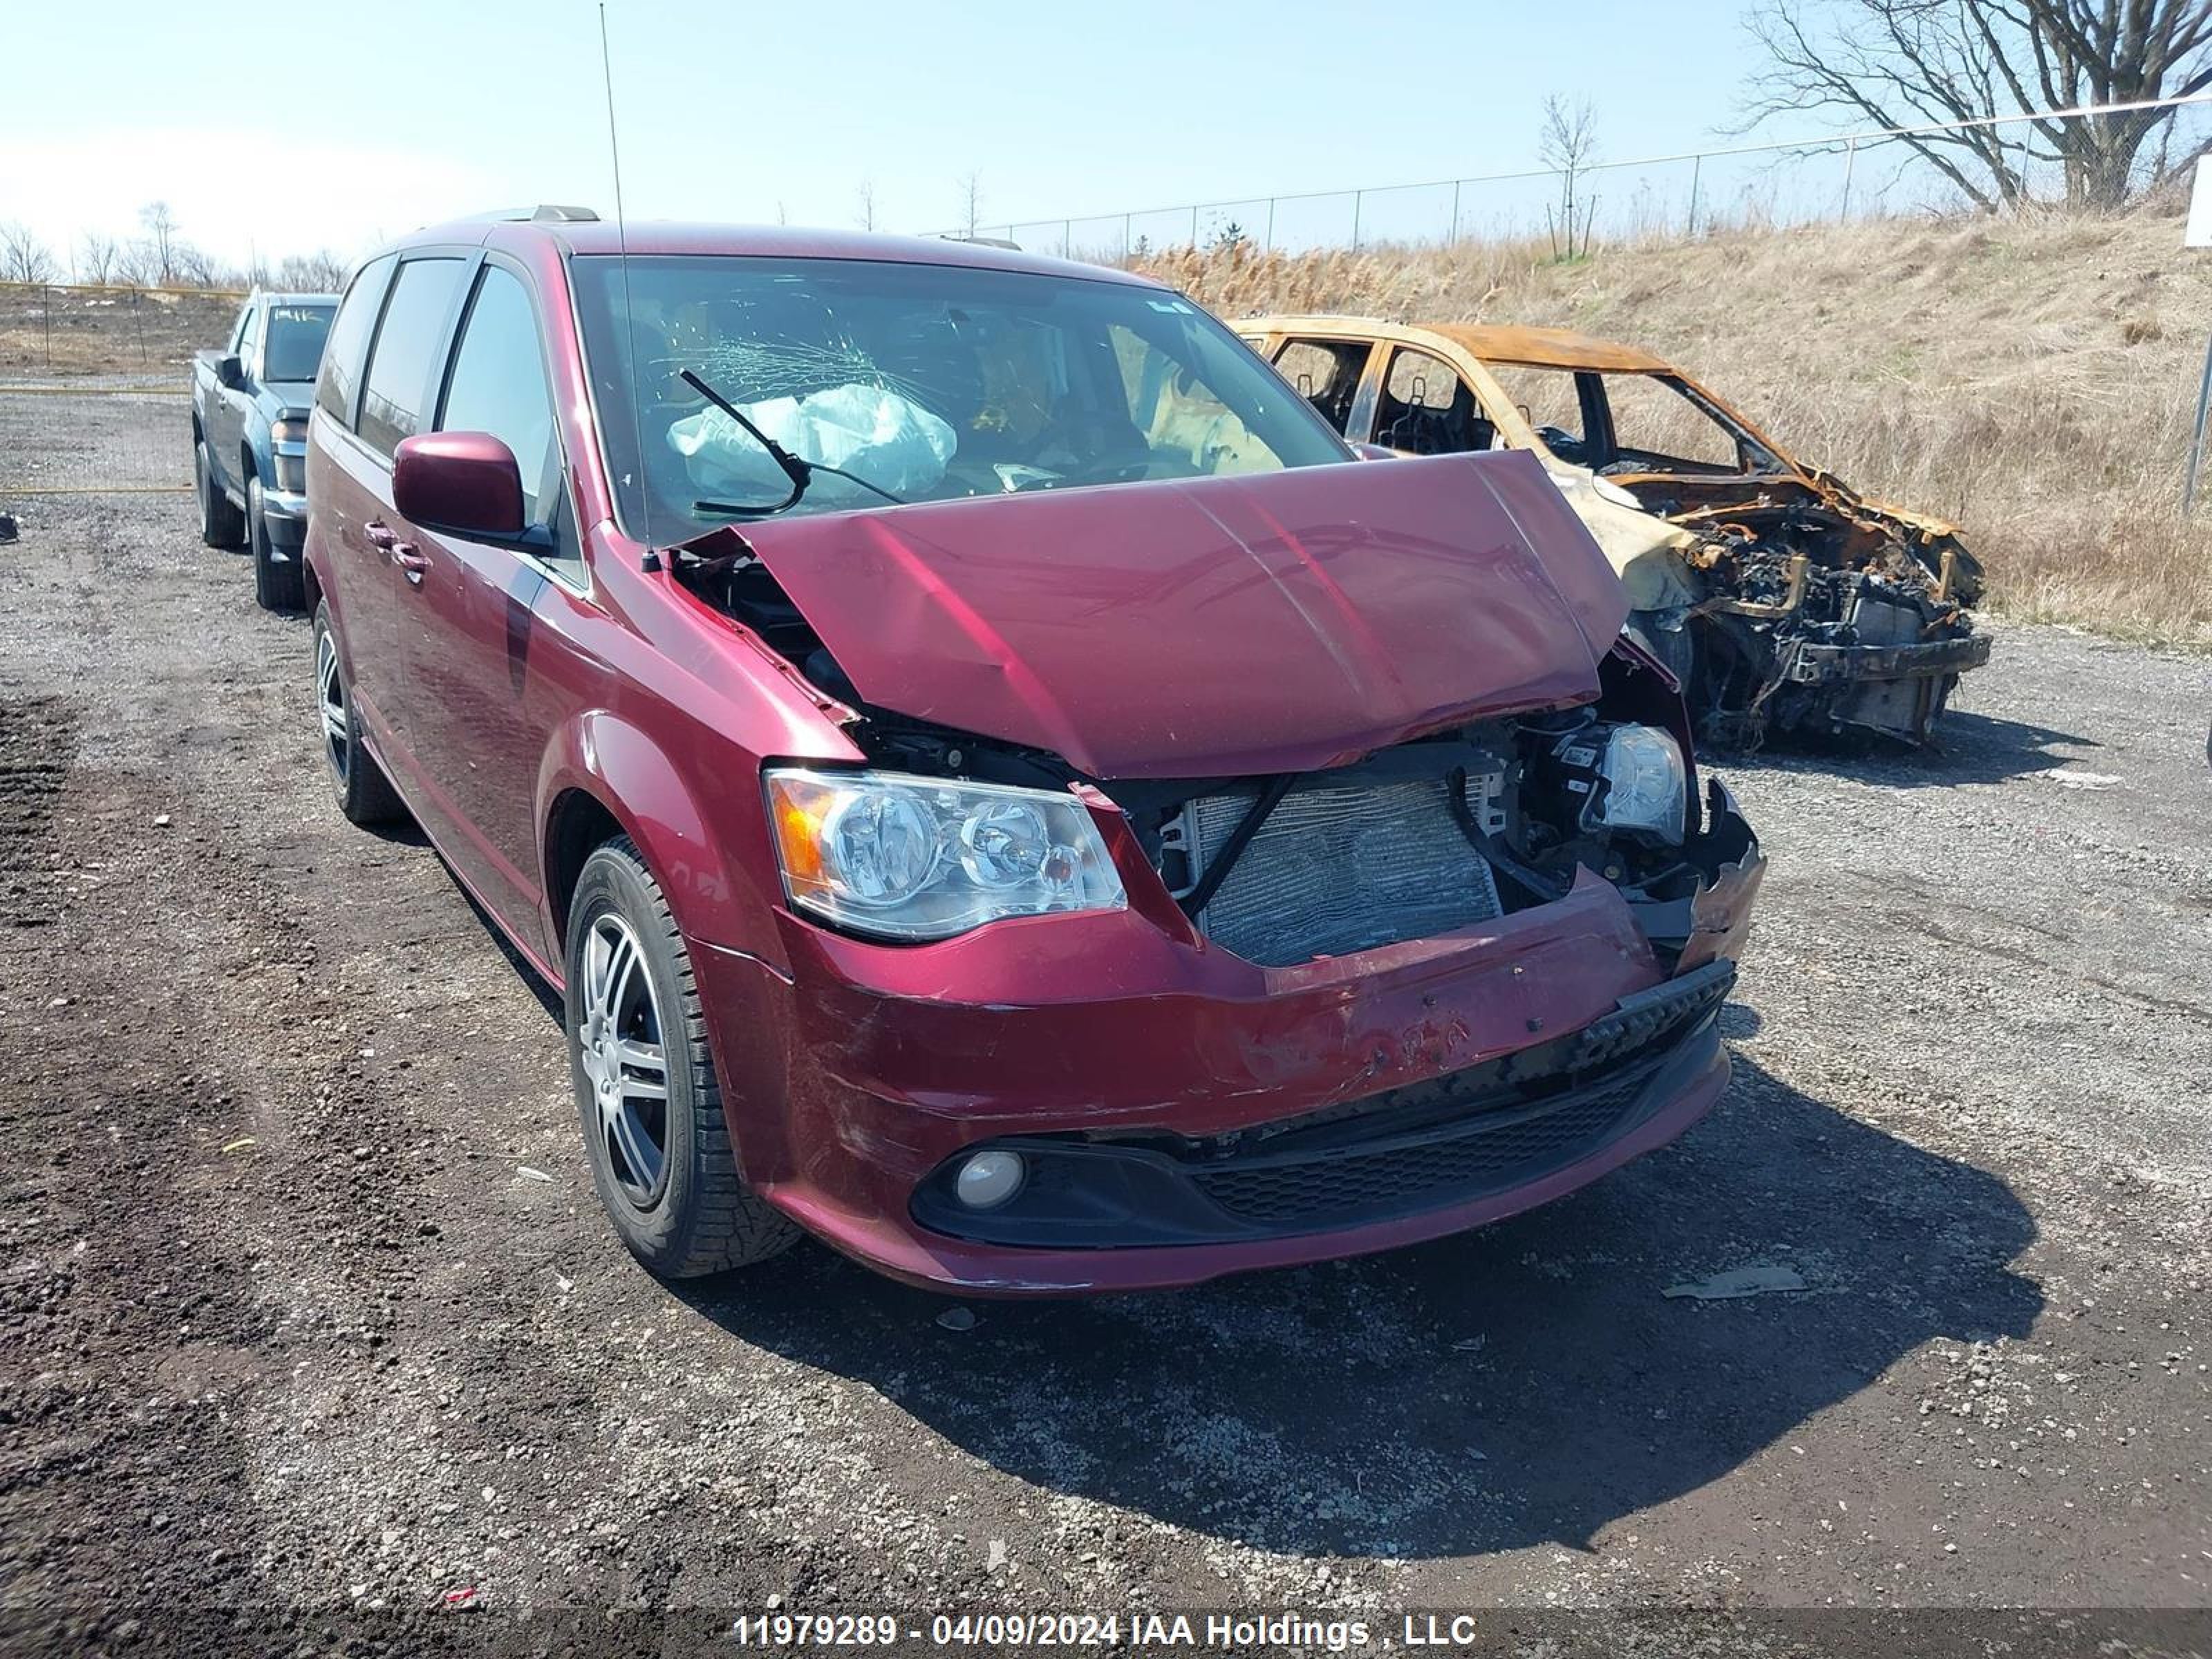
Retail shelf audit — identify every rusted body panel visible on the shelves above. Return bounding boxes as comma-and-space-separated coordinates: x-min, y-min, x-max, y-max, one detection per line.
1239, 315, 1992, 747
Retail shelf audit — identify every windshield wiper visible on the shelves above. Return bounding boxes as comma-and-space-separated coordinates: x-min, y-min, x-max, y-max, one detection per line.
679, 367, 906, 518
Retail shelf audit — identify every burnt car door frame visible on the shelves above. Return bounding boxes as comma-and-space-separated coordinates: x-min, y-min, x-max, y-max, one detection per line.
1249, 330, 1387, 444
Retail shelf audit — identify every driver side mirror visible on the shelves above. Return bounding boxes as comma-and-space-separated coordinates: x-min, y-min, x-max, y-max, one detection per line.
216, 354, 245, 391
393, 431, 527, 542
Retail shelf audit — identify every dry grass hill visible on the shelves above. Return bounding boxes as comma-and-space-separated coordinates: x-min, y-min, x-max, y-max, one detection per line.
1138, 212, 2212, 643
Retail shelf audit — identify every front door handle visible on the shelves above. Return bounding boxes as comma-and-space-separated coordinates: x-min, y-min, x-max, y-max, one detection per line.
364, 521, 397, 551
394, 547, 430, 585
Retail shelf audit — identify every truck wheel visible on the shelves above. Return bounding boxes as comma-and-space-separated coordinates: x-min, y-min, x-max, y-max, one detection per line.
311, 601, 406, 827
249, 478, 303, 612
566, 836, 798, 1279
196, 438, 245, 549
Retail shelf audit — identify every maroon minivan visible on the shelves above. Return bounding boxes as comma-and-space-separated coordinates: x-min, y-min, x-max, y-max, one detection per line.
302, 209, 1763, 1295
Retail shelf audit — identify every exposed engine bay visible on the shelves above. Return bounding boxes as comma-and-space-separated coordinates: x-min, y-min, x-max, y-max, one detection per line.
1622, 480, 1991, 750
679, 543, 1756, 971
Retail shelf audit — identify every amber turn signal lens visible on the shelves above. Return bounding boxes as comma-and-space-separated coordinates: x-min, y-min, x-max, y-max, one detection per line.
765, 776, 830, 885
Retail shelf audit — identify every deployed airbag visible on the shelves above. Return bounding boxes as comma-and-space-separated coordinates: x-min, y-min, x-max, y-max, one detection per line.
670, 383, 957, 501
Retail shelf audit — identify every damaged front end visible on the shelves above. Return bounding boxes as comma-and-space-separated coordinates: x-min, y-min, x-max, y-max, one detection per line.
667, 453, 1763, 1281
1627, 477, 1991, 749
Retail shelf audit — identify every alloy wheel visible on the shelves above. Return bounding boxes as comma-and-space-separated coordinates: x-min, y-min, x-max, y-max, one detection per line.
577, 912, 672, 1207
315, 631, 349, 781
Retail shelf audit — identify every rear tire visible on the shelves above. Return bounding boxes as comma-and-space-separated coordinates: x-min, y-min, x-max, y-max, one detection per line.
196, 438, 245, 549
311, 601, 406, 826
566, 836, 798, 1279
250, 478, 303, 612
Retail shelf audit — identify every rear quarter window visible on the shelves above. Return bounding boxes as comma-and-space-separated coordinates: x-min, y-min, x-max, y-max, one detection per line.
315, 256, 397, 428
357, 257, 467, 456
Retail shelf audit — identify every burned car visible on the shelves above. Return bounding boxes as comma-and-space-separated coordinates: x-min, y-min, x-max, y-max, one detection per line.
303, 216, 1761, 1295
1238, 317, 1991, 747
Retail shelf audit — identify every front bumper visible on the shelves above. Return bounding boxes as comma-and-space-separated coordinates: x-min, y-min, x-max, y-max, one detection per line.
687, 789, 1763, 1296
1772, 630, 1991, 743
909, 962, 1734, 1250
261, 486, 307, 555
1783, 631, 1993, 686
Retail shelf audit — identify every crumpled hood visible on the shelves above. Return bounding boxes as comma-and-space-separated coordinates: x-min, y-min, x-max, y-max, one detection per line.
735, 450, 1629, 780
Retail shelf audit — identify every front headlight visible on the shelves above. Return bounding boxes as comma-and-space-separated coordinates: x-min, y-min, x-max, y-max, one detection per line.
764, 768, 1126, 941
1586, 724, 1686, 844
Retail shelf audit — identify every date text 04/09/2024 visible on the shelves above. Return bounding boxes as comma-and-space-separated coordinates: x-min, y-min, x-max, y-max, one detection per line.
727, 1612, 1409, 1649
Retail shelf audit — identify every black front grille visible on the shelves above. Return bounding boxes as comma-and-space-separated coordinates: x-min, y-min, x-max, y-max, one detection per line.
1188, 1074, 1647, 1226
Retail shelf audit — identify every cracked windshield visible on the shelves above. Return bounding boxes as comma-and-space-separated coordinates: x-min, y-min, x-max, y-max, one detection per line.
572, 254, 1349, 534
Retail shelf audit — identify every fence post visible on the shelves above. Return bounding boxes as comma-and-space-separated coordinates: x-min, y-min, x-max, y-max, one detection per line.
1123, 214, 1132, 262
1063, 218, 1072, 257
1351, 190, 1363, 251
1687, 154, 1702, 237
1264, 198, 1275, 252
2184, 326, 2212, 514
1191, 205, 1199, 248
1841, 138, 1858, 219
1450, 180, 1462, 245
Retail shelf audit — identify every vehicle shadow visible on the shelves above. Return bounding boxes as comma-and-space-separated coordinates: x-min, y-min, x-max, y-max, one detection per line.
671, 1051, 2041, 1559
1719, 709, 2097, 790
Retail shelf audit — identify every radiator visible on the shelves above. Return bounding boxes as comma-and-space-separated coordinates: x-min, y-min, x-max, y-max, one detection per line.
1178, 776, 1503, 968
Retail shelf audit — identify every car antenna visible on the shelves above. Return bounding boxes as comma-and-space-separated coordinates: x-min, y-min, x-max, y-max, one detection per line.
597, 1, 659, 572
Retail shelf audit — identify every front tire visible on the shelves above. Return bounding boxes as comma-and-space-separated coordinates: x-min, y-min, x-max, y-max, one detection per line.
311, 601, 406, 826
196, 438, 245, 549
250, 478, 303, 612
566, 836, 797, 1279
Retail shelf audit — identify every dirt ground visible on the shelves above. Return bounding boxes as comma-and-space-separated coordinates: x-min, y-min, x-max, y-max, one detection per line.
1, 391, 2209, 1652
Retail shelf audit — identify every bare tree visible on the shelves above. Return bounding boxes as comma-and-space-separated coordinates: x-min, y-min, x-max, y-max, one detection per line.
1537, 95, 1600, 259
856, 178, 877, 232
958, 171, 984, 238
169, 243, 218, 288
77, 232, 118, 286
276, 250, 351, 290
114, 238, 159, 289
0, 222, 59, 284
1743, 0, 2212, 211
138, 200, 180, 283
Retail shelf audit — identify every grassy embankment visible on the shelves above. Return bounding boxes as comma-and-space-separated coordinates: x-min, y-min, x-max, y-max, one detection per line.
1140, 213, 2212, 644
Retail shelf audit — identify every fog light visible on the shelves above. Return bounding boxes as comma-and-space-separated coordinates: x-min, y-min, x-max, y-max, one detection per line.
953, 1149, 1027, 1210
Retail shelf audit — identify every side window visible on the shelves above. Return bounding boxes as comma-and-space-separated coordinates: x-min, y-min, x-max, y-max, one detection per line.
357, 256, 466, 456
438, 266, 561, 534
1272, 339, 1368, 434
239, 305, 266, 379
1374, 348, 1492, 456
1483, 364, 1591, 465
316, 256, 397, 427
1596, 375, 1743, 473
228, 303, 253, 353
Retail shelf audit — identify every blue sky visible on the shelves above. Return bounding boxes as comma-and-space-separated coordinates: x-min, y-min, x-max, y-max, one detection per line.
2, 0, 1771, 268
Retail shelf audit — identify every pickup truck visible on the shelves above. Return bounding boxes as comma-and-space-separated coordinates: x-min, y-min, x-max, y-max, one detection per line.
191, 291, 337, 610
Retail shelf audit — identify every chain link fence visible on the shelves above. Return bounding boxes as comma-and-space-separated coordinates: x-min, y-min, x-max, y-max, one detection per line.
0, 281, 243, 377
948, 94, 2212, 262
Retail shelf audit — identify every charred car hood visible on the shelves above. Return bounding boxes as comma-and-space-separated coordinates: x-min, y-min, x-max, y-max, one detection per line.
734, 451, 1629, 780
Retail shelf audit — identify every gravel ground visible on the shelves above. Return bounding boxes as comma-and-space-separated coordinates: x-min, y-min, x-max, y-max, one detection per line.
1, 393, 2208, 1649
